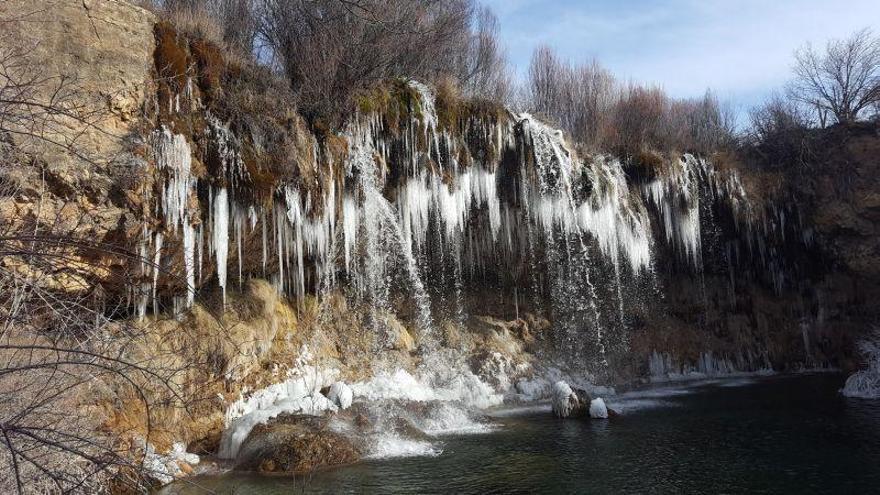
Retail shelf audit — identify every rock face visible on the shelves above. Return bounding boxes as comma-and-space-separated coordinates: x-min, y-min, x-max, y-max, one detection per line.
235, 414, 359, 475
3, 0, 876, 383
3, 0, 155, 163
1, 0, 156, 290
807, 127, 880, 279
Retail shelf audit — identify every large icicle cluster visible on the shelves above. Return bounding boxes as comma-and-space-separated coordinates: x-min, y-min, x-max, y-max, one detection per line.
141, 79, 764, 364
642, 153, 754, 268
139, 127, 197, 316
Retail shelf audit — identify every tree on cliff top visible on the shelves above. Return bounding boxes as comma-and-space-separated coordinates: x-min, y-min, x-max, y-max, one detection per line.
258, 0, 510, 124
154, 0, 511, 127
789, 28, 880, 125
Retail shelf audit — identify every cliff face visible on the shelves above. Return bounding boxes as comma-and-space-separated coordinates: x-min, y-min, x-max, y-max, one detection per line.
807, 125, 880, 279
631, 123, 880, 376
1, 0, 155, 292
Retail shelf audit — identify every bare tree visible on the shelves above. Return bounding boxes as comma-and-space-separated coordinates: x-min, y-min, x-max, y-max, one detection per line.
526, 45, 565, 124
789, 28, 880, 125
258, 0, 488, 124
456, 6, 512, 102
524, 45, 735, 155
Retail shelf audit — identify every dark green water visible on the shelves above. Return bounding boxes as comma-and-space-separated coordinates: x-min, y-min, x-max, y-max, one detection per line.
165, 374, 880, 494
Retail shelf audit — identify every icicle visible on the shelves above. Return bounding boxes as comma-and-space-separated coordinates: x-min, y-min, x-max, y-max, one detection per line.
152, 232, 164, 316
214, 187, 230, 304
151, 127, 198, 310
183, 223, 195, 308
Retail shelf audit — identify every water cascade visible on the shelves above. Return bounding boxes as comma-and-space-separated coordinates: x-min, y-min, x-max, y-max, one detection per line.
140, 78, 785, 373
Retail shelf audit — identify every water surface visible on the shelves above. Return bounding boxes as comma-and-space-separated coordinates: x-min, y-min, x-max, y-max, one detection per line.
165, 374, 880, 494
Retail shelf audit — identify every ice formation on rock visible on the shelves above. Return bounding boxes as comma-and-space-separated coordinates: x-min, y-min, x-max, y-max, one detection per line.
141, 441, 200, 485
842, 334, 880, 399
647, 350, 772, 381
589, 397, 609, 419
551, 381, 578, 418
141, 78, 765, 372
218, 360, 340, 459
328, 381, 354, 410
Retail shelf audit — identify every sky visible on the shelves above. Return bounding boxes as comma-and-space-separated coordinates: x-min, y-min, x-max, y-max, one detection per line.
482, 0, 880, 120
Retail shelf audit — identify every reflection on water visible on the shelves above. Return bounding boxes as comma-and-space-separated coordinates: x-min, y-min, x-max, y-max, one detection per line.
163, 374, 880, 494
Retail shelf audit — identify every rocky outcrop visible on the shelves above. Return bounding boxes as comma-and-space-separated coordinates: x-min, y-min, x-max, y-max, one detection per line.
551, 381, 591, 418
3, 0, 155, 163
1, 0, 156, 291
235, 414, 359, 475
806, 125, 880, 280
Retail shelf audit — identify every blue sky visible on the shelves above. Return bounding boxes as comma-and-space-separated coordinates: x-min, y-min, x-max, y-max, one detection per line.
483, 0, 880, 118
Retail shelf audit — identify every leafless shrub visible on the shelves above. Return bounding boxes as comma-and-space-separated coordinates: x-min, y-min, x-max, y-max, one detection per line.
746, 95, 813, 168
150, 0, 258, 55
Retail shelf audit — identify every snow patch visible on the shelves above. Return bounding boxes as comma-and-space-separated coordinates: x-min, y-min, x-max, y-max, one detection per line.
589, 398, 608, 419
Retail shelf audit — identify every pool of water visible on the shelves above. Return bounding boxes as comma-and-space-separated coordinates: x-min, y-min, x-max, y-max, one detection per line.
164, 374, 880, 494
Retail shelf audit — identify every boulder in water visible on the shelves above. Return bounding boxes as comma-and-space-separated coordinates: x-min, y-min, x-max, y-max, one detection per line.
551, 381, 592, 418
841, 335, 880, 399
841, 370, 880, 399
235, 414, 359, 475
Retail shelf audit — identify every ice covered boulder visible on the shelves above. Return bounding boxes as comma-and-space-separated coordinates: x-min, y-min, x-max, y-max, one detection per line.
328, 381, 354, 409
841, 335, 880, 399
219, 393, 337, 459
841, 370, 880, 399
141, 441, 200, 485
589, 398, 609, 419
551, 381, 591, 418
